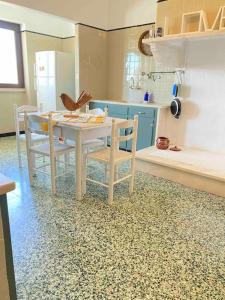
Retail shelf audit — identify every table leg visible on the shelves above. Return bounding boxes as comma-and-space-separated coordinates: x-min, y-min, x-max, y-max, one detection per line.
75, 131, 82, 200
0, 195, 17, 300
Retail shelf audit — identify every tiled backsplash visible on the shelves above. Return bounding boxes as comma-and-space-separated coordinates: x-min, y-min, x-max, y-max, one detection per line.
108, 25, 175, 104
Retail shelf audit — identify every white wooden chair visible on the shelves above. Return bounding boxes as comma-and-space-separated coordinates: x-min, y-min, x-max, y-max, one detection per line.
24, 113, 74, 195
14, 104, 48, 168
85, 115, 138, 204
84, 105, 108, 150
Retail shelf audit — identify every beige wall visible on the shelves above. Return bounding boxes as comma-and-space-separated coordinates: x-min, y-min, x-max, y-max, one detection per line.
62, 37, 75, 54
77, 25, 108, 99
107, 24, 174, 103
75, 23, 174, 104
0, 91, 27, 134
0, 32, 75, 134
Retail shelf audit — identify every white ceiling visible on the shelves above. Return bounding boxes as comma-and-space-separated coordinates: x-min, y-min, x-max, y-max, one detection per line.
1, 0, 157, 30
0, 1, 75, 37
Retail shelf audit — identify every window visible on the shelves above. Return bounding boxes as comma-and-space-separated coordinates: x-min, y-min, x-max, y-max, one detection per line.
0, 20, 24, 88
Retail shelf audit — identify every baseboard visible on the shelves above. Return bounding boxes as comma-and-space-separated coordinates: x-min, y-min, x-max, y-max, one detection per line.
0, 131, 24, 138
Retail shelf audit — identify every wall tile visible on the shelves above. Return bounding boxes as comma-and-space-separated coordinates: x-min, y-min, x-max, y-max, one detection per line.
107, 25, 175, 104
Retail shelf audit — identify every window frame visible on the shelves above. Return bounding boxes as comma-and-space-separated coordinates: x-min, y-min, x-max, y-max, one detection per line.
0, 20, 24, 89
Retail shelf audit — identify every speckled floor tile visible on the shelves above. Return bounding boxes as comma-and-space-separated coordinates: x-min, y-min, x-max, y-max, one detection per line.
0, 137, 225, 300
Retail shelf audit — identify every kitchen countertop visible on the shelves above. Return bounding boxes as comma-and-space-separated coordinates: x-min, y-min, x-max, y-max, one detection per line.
91, 100, 170, 109
0, 174, 15, 196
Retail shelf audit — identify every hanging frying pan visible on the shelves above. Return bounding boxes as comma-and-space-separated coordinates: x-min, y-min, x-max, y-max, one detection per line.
170, 97, 181, 119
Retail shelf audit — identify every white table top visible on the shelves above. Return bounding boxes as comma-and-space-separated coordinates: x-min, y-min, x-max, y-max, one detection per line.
59, 117, 125, 131
36, 112, 125, 131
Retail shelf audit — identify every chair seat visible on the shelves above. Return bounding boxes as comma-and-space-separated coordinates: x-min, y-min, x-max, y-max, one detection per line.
32, 133, 48, 142
19, 133, 48, 142
66, 138, 104, 148
87, 147, 132, 163
84, 138, 105, 147
30, 142, 74, 156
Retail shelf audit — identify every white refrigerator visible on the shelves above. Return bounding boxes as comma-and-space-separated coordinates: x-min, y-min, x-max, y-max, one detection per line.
35, 51, 75, 112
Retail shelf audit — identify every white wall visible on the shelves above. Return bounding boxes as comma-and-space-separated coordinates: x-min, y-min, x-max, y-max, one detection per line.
166, 39, 225, 154
1, 0, 109, 30
0, 1, 74, 37
108, 0, 157, 29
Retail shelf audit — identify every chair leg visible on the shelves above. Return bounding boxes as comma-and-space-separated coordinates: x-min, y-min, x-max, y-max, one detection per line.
27, 150, 33, 184
114, 165, 118, 181
31, 153, 36, 176
50, 156, 57, 195
104, 163, 108, 184
64, 153, 70, 170
16, 135, 23, 168
129, 158, 135, 194
108, 164, 115, 204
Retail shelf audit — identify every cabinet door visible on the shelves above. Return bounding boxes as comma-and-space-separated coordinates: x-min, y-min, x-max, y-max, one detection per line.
127, 107, 157, 151
108, 104, 128, 116
89, 102, 108, 111
108, 112, 127, 150
107, 105, 129, 150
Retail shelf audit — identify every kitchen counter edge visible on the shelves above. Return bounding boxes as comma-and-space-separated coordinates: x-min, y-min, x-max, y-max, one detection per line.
91, 100, 170, 109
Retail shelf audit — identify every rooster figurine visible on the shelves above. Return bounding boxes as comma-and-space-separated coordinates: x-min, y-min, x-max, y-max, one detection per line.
60, 91, 92, 112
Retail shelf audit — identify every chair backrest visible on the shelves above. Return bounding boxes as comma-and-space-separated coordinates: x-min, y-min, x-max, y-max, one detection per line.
14, 104, 38, 136
25, 114, 49, 134
110, 115, 138, 156
14, 104, 38, 122
25, 113, 58, 161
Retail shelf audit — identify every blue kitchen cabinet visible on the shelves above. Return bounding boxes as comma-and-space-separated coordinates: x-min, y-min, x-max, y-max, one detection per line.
107, 104, 128, 150
127, 106, 157, 151
89, 102, 108, 111
89, 102, 157, 151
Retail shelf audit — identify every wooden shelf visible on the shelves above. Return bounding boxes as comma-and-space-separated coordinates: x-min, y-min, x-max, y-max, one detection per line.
143, 29, 225, 46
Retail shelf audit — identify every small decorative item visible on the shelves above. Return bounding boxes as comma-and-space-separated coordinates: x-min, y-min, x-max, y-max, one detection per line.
212, 6, 225, 30
156, 27, 163, 37
138, 30, 153, 56
156, 137, 170, 150
181, 10, 208, 33
60, 91, 92, 112
144, 91, 150, 103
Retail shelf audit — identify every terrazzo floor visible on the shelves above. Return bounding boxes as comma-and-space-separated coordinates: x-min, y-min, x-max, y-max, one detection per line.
1, 136, 225, 300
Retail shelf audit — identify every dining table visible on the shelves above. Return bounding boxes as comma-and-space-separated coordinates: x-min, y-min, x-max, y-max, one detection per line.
35, 112, 125, 200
